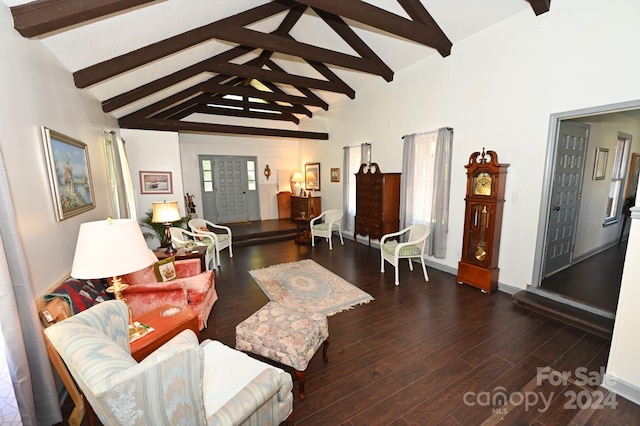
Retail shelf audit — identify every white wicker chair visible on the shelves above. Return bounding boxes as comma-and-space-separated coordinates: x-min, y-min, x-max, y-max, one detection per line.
169, 226, 214, 270
310, 209, 344, 250
380, 224, 430, 285
189, 218, 233, 269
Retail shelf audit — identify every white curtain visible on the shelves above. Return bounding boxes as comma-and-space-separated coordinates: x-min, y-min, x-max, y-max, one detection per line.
343, 144, 370, 233
0, 150, 61, 424
104, 131, 137, 220
400, 127, 453, 258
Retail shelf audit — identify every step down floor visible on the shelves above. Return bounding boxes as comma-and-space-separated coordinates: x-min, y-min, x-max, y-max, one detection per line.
513, 290, 614, 339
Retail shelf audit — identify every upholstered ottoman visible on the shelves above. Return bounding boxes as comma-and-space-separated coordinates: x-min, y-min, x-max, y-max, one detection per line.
235, 302, 329, 399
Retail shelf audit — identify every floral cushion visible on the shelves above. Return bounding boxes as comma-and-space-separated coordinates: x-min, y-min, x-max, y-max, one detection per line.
235, 302, 328, 371
382, 241, 422, 256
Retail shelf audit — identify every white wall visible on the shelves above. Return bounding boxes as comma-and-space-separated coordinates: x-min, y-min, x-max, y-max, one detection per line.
571, 115, 640, 259
300, 0, 640, 291
0, 5, 118, 296
178, 133, 299, 220
121, 129, 185, 248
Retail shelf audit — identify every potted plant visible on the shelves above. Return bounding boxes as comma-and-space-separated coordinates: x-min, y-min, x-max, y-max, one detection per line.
139, 208, 191, 248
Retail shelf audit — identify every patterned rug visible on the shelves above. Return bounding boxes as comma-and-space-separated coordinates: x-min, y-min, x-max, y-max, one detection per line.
249, 259, 373, 316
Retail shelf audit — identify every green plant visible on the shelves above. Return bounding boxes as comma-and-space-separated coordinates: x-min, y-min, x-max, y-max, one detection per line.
139, 208, 191, 246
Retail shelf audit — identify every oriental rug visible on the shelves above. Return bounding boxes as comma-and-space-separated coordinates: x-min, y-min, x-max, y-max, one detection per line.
249, 259, 373, 316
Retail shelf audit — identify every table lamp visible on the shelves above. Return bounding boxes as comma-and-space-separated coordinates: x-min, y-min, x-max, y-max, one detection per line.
151, 201, 181, 253
291, 172, 304, 196
71, 218, 155, 337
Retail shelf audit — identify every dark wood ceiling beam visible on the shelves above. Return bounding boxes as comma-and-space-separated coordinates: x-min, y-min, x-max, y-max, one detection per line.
313, 8, 393, 82
10, 0, 159, 38
265, 61, 331, 109
202, 95, 312, 117
292, 0, 451, 57
73, 1, 292, 87
192, 105, 300, 125
131, 87, 205, 119
208, 62, 352, 96
527, 0, 551, 15
396, 0, 452, 54
149, 93, 210, 119
101, 44, 258, 112
202, 82, 325, 109
118, 116, 329, 140
214, 26, 394, 80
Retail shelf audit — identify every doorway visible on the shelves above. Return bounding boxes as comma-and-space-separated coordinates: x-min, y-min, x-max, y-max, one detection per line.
198, 155, 261, 224
532, 100, 640, 317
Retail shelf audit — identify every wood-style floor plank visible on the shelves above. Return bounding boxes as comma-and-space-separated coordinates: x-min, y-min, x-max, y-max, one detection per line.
61, 228, 638, 425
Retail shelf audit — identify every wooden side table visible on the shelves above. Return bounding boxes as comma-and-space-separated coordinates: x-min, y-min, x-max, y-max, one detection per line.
130, 304, 200, 362
294, 216, 313, 245
155, 245, 207, 272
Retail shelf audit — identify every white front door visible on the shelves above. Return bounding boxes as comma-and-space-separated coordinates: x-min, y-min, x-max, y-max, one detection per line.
543, 122, 590, 277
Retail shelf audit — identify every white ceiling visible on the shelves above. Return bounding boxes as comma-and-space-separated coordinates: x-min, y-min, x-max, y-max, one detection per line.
2, 1, 533, 129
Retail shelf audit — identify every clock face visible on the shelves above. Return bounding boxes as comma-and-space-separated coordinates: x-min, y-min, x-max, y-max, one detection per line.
473, 172, 492, 196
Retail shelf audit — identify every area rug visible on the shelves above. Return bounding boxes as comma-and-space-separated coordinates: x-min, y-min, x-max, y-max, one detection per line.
249, 259, 373, 316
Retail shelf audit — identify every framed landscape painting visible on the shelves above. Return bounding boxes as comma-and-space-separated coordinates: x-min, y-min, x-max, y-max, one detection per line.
305, 162, 321, 191
42, 127, 95, 221
140, 171, 173, 194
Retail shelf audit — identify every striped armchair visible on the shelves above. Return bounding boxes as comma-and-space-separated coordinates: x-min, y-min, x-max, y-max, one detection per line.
45, 300, 293, 425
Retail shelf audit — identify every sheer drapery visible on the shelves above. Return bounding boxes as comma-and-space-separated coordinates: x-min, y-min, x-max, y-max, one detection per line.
342, 144, 370, 233
104, 131, 137, 220
400, 127, 453, 258
0, 151, 61, 424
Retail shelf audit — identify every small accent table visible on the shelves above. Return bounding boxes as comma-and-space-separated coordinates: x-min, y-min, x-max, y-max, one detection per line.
155, 245, 207, 272
293, 216, 313, 245
130, 304, 200, 362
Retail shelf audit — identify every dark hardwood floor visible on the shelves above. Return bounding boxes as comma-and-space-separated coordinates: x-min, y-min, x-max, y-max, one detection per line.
62, 224, 640, 425
541, 242, 626, 313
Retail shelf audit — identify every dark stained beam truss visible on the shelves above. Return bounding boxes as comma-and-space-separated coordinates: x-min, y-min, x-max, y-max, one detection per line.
527, 0, 551, 15
118, 117, 328, 140
293, 0, 452, 56
10, 0, 159, 38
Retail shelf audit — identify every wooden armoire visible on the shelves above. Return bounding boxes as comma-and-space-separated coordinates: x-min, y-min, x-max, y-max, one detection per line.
354, 163, 401, 244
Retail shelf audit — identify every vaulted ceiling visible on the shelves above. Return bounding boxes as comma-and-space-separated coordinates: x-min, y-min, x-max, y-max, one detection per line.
5, 0, 549, 139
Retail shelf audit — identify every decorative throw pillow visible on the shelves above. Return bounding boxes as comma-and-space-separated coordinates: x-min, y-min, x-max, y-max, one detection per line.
154, 257, 178, 282
196, 225, 209, 241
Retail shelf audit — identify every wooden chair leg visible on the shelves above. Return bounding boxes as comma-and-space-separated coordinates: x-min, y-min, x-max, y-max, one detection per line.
322, 338, 329, 362
294, 369, 307, 399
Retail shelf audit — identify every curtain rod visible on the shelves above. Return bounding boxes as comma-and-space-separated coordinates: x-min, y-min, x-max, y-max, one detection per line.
402, 127, 453, 139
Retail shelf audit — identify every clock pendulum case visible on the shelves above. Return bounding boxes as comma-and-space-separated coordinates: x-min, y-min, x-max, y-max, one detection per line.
457, 149, 509, 293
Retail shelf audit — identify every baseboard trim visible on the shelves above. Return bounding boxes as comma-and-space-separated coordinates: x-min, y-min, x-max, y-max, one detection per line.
602, 373, 640, 406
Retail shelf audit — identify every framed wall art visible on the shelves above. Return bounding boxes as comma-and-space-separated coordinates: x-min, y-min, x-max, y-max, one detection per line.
330, 168, 340, 182
41, 127, 95, 221
139, 171, 173, 194
305, 162, 321, 191
593, 147, 609, 180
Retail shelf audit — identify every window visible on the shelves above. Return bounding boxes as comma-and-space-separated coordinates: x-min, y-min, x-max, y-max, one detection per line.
201, 159, 213, 192
605, 133, 631, 224
247, 160, 256, 191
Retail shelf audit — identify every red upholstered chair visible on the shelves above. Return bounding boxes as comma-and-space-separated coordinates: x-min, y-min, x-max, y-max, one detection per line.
121, 257, 217, 330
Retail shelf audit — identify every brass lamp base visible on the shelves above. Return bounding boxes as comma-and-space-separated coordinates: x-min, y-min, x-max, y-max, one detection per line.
107, 276, 148, 339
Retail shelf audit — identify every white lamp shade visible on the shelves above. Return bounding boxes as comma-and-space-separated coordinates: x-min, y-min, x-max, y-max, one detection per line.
151, 201, 181, 223
71, 219, 154, 279
291, 172, 304, 183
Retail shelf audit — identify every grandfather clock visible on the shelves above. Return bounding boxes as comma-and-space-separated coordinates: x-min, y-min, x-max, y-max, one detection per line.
457, 149, 509, 293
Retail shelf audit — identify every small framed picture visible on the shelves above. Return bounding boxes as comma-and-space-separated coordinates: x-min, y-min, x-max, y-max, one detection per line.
331, 168, 340, 182
593, 148, 608, 180
140, 171, 173, 194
